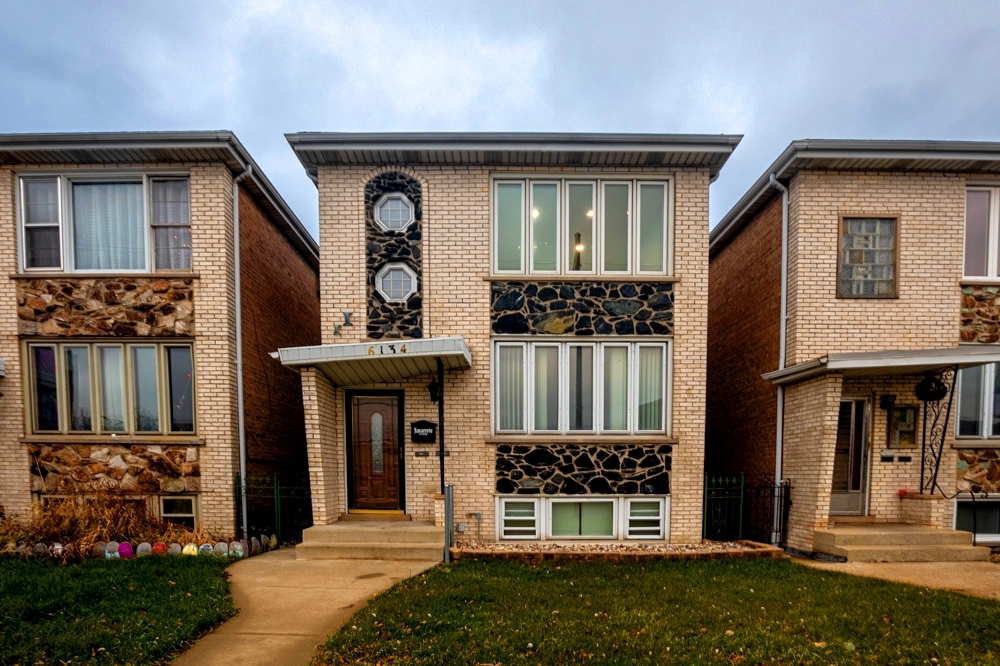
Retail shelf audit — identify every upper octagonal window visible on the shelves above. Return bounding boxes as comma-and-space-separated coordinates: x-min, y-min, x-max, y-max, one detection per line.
374, 193, 415, 231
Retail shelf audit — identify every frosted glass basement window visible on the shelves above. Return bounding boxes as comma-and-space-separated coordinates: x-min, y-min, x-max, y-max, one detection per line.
550, 500, 615, 538
501, 499, 539, 539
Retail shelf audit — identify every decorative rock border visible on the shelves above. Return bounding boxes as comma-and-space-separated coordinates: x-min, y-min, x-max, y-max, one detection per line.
1, 533, 279, 563
449, 540, 784, 563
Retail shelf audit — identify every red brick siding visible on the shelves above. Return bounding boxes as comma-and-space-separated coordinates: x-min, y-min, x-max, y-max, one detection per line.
238, 188, 320, 482
706, 194, 783, 478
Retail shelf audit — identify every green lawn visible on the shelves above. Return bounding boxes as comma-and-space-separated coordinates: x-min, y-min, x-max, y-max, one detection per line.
316, 558, 1000, 665
0, 555, 234, 665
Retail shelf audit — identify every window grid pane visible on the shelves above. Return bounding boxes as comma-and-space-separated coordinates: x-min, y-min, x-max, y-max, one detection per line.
495, 183, 523, 271
603, 347, 629, 431
639, 184, 666, 272
33, 347, 59, 431
65, 347, 92, 431
965, 190, 991, 277
99, 347, 126, 432
497, 346, 524, 431
132, 347, 160, 432
566, 183, 593, 272
637, 346, 664, 431
959, 366, 985, 437
167, 346, 194, 432
23, 179, 61, 269
840, 217, 896, 296
533, 346, 560, 431
502, 500, 537, 538
602, 184, 630, 272
377, 197, 413, 230
531, 184, 558, 271
152, 180, 192, 271
568, 346, 594, 431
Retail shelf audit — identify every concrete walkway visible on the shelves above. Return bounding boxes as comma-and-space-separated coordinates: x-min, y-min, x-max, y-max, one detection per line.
796, 558, 1000, 601
173, 549, 438, 666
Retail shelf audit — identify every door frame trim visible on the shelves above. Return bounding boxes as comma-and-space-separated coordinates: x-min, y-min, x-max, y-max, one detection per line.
830, 394, 872, 517
345, 389, 406, 513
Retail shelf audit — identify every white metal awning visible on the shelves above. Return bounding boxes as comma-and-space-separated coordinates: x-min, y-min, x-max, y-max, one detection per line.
275, 336, 471, 386
762, 346, 1000, 386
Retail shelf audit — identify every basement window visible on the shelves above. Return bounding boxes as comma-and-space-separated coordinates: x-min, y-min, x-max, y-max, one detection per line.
160, 496, 197, 529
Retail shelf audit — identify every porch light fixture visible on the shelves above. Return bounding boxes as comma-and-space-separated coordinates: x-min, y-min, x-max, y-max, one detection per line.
879, 394, 896, 410
915, 372, 947, 402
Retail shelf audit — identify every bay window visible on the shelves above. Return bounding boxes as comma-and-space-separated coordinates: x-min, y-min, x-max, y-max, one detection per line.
493, 178, 671, 276
28, 342, 195, 436
494, 340, 669, 435
19, 175, 191, 273
958, 363, 1000, 438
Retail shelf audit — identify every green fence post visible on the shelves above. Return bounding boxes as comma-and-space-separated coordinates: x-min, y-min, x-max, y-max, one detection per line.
274, 476, 282, 544
702, 474, 708, 538
738, 473, 745, 540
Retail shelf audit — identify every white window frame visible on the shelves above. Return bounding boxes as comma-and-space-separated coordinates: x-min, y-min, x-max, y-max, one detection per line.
565, 180, 597, 275
528, 180, 561, 274
491, 176, 673, 277
964, 187, 1000, 280
25, 341, 197, 436
498, 497, 540, 540
956, 363, 1000, 440
374, 262, 418, 303
160, 495, 199, 528
495, 495, 670, 542
954, 498, 1000, 544
492, 180, 526, 275
373, 192, 415, 232
529, 343, 562, 433
599, 180, 633, 275
17, 171, 191, 274
495, 339, 671, 436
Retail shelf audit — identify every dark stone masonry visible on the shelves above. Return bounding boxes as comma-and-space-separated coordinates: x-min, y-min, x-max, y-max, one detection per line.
365, 172, 423, 339
496, 443, 671, 495
491, 281, 673, 336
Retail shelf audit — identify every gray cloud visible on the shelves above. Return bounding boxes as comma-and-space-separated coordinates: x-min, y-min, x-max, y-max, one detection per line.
2, 0, 999, 239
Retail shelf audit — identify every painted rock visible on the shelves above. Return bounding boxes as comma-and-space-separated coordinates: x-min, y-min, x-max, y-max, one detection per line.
118, 542, 134, 559
152, 542, 167, 555
240, 540, 250, 557
51, 543, 64, 557
214, 542, 229, 557
182, 543, 198, 556
106, 541, 120, 558
33, 543, 49, 556
269, 535, 278, 550
257, 535, 267, 552
95, 541, 107, 558
136, 542, 152, 557
250, 537, 261, 555
17, 543, 31, 556
168, 543, 183, 556
198, 543, 214, 556
229, 541, 244, 558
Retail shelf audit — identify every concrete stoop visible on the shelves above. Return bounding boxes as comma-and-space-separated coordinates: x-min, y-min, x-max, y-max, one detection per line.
813, 524, 991, 563
295, 521, 445, 562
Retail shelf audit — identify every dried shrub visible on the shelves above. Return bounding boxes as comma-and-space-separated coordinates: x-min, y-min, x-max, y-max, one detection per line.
0, 492, 229, 564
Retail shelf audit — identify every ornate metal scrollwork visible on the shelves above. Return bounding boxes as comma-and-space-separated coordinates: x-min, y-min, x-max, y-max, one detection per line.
917, 366, 958, 495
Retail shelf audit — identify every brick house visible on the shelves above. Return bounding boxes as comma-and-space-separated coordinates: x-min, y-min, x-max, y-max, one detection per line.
0, 131, 320, 534
707, 139, 1000, 560
276, 132, 740, 553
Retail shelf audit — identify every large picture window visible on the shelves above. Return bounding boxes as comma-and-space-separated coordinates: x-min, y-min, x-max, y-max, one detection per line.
27, 342, 195, 435
493, 178, 670, 276
493, 341, 669, 435
957, 363, 1000, 439
19, 175, 191, 273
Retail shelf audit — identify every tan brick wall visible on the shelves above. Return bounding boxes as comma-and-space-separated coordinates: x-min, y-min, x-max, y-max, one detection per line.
312, 164, 709, 543
785, 170, 966, 365
782, 373, 843, 552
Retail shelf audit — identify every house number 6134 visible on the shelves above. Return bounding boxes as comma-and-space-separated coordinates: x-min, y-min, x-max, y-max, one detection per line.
367, 344, 407, 355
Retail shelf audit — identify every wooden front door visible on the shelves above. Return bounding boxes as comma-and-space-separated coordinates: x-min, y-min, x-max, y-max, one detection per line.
349, 395, 402, 511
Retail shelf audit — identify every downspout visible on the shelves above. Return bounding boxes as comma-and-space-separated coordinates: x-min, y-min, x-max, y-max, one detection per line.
769, 174, 790, 492
234, 164, 252, 539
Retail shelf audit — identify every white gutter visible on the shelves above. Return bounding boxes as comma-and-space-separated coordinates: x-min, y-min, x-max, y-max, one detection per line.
233, 164, 252, 540
769, 173, 790, 542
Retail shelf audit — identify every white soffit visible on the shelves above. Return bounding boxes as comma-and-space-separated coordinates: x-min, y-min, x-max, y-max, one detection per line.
277, 336, 471, 386
762, 346, 1000, 386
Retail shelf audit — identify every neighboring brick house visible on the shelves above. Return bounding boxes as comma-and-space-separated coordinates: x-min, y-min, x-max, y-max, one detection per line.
707, 139, 1000, 556
277, 132, 741, 545
0, 131, 320, 534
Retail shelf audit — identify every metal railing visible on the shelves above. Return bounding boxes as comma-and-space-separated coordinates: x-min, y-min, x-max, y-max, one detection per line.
703, 474, 791, 546
235, 474, 313, 544
444, 483, 454, 563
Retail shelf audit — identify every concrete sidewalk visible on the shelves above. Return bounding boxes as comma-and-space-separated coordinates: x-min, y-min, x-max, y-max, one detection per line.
173, 549, 438, 666
796, 558, 1000, 601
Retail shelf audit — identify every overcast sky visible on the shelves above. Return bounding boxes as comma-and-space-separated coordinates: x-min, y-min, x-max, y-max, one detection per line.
3, 1, 999, 240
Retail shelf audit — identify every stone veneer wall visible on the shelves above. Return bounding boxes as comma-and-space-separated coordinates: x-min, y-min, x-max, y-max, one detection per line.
16, 278, 194, 337
491, 281, 673, 335
29, 443, 200, 495
960, 285, 1000, 343
496, 444, 671, 495
365, 172, 423, 339
957, 449, 1000, 493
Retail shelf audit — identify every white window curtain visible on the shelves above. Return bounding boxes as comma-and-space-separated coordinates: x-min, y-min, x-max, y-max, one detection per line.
99, 347, 126, 431
497, 345, 524, 431
533, 346, 559, 431
73, 182, 145, 270
603, 346, 629, 431
637, 346, 664, 431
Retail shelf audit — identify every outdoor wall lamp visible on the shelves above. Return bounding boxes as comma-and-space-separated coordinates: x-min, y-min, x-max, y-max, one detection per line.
879, 394, 896, 410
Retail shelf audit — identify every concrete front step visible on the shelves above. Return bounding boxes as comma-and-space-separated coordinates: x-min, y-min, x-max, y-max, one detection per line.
815, 525, 975, 548
296, 521, 445, 562
818, 544, 991, 563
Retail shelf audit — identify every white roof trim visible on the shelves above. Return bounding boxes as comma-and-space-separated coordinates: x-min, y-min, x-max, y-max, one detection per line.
762, 346, 1000, 385
277, 336, 471, 386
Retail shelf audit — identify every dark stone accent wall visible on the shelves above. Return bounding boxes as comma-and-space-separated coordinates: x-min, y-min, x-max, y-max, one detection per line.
491, 281, 673, 336
365, 172, 423, 339
17, 278, 194, 337
496, 443, 671, 495
960, 285, 1000, 343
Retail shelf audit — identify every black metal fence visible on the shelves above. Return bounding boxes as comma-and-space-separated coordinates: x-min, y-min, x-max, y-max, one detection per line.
703, 475, 791, 546
235, 475, 313, 544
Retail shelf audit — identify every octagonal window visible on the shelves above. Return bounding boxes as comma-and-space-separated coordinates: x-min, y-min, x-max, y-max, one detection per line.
374, 193, 415, 231
375, 263, 417, 302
